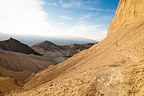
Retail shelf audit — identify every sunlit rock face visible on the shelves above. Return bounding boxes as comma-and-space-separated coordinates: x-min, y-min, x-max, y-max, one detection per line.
8, 0, 144, 96
108, 0, 144, 36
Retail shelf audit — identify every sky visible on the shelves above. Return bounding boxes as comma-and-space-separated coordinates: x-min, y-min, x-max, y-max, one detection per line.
0, 0, 119, 41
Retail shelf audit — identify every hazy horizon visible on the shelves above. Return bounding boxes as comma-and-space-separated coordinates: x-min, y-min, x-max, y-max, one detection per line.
0, 32, 97, 46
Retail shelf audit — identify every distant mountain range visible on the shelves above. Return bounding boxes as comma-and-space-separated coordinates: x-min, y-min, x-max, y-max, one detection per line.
0, 32, 97, 45
0, 38, 96, 94
0, 38, 41, 55
32, 40, 96, 63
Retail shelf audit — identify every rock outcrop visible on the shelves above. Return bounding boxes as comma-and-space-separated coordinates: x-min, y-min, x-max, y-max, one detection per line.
8, 0, 144, 96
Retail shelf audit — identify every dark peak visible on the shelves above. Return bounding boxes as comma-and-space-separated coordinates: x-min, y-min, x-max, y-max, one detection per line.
10, 37, 13, 39
35, 40, 57, 47
32, 40, 63, 51
8, 37, 19, 42
9, 37, 15, 40
42, 40, 54, 44
0, 38, 41, 56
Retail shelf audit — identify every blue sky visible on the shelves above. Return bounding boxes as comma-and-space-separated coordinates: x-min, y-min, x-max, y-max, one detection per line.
0, 0, 119, 41
42, 0, 119, 40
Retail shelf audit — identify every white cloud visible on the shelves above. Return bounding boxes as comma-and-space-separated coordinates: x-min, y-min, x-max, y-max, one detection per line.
0, 0, 108, 41
52, 3, 57, 6
60, 16, 74, 20
0, 0, 51, 36
83, 6, 104, 11
47, 2, 57, 6
71, 24, 101, 32
62, 2, 82, 8
80, 14, 92, 20
105, 9, 116, 13
66, 24, 107, 41
57, 22, 65, 25
59, 0, 82, 8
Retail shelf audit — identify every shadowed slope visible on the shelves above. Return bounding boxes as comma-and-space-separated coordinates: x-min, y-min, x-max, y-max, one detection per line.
0, 38, 41, 55
32, 41, 96, 63
0, 49, 56, 81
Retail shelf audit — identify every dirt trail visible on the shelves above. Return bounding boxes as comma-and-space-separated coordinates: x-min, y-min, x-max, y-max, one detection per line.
116, 46, 134, 67
6, 46, 136, 96
107, 46, 135, 87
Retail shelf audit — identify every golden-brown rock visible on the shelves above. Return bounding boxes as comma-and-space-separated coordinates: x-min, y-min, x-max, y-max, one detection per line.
0, 77, 20, 95
8, 0, 144, 96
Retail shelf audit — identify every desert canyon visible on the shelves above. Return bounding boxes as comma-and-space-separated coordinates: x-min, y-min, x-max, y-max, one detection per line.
0, 0, 144, 96
0, 38, 94, 95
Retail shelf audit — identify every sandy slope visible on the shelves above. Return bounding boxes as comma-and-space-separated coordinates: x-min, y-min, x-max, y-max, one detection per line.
8, 0, 144, 96
0, 77, 20, 95
0, 49, 56, 81
0, 49, 56, 95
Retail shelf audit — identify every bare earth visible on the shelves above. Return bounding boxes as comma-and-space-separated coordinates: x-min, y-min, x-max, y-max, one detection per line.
0, 49, 56, 95
6, 0, 144, 96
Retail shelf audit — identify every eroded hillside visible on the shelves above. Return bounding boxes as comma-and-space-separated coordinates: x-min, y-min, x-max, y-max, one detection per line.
0, 49, 56, 81
8, 0, 144, 96
32, 41, 96, 63
0, 49, 56, 95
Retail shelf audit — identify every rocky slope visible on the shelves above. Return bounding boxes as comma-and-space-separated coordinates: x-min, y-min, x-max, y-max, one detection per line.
32, 41, 96, 63
0, 38, 41, 55
0, 49, 56, 95
0, 77, 21, 95
8, 0, 144, 96
61, 43, 96, 57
